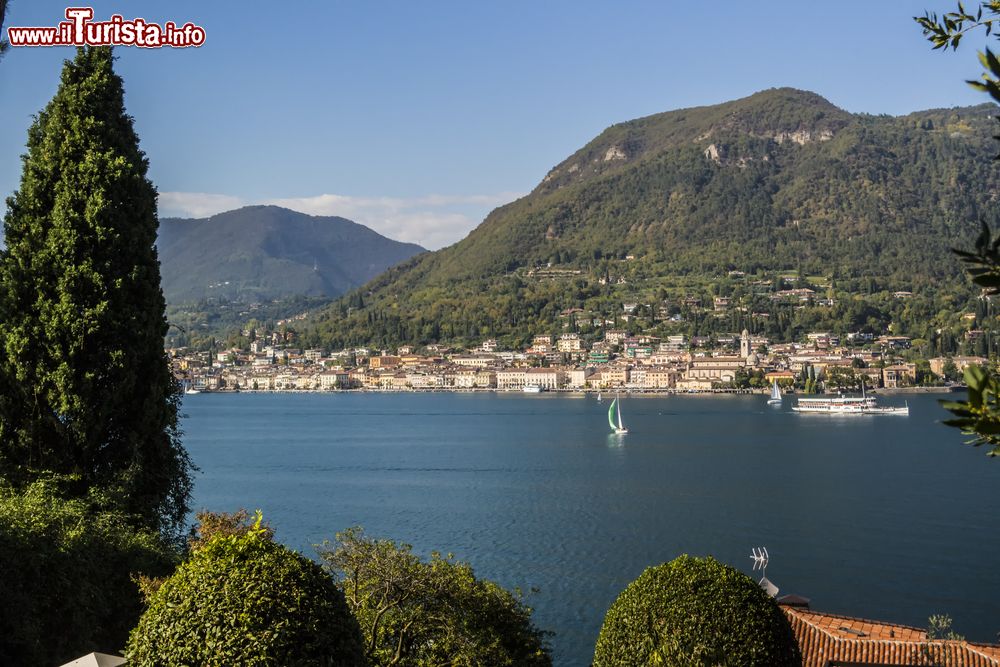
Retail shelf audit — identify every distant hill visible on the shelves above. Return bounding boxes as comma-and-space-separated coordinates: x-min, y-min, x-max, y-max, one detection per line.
298, 88, 1000, 349
157, 206, 425, 303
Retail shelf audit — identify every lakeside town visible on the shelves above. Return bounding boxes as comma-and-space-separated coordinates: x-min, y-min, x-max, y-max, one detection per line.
171, 327, 981, 394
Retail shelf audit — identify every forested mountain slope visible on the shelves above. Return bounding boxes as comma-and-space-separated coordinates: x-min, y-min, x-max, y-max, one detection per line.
300, 89, 1000, 349
158, 206, 425, 303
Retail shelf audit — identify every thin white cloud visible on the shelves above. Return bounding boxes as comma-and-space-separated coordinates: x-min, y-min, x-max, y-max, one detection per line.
157, 190, 523, 250
157, 191, 246, 219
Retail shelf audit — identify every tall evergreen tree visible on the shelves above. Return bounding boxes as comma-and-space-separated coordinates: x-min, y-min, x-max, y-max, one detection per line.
0, 47, 192, 534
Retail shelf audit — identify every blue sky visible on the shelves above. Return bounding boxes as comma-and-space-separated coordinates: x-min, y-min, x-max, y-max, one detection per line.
0, 1, 992, 249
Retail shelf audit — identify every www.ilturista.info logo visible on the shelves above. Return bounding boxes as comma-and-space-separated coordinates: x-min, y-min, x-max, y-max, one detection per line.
7, 7, 205, 48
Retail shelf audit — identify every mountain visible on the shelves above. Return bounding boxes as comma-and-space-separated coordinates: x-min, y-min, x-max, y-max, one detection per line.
300, 88, 1000, 349
157, 206, 425, 303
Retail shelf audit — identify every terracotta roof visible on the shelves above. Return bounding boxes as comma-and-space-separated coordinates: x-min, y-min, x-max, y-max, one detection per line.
783, 606, 1000, 667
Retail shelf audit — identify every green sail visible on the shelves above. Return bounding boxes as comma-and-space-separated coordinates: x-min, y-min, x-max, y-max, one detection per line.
608, 398, 618, 431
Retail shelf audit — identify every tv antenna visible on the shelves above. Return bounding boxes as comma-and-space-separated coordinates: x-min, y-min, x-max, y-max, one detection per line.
750, 546, 779, 598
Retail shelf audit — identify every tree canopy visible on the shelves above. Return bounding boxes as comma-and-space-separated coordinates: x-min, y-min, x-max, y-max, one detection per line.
592, 555, 800, 666
319, 527, 552, 667
127, 517, 366, 666
0, 477, 178, 665
0, 46, 193, 533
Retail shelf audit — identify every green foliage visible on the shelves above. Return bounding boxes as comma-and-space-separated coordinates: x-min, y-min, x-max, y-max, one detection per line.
916, 2, 1000, 108
592, 555, 800, 667
943, 357, 962, 381
186, 507, 275, 551
941, 363, 1000, 454
825, 365, 862, 390
0, 46, 192, 534
954, 220, 1000, 293
927, 613, 965, 641
923, 613, 966, 665
319, 527, 551, 667
127, 521, 366, 666
915, 2, 999, 52
0, 477, 179, 666
165, 295, 333, 349
917, 3, 1000, 452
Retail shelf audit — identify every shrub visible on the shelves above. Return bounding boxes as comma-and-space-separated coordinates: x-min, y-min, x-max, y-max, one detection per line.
320, 527, 551, 667
187, 507, 275, 551
126, 517, 366, 666
593, 554, 801, 666
0, 478, 179, 665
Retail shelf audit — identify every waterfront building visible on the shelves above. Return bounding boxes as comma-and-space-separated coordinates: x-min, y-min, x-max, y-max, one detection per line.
564, 368, 589, 388
644, 366, 679, 389
496, 368, 527, 390
684, 356, 745, 384
525, 367, 561, 390
319, 371, 347, 390
882, 363, 917, 388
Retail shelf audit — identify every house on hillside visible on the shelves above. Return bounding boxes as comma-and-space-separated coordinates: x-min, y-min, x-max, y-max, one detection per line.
929, 355, 988, 377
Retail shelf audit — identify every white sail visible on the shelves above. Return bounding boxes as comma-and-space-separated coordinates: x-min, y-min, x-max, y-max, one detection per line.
610, 392, 628, 433
767, 379, 781, 404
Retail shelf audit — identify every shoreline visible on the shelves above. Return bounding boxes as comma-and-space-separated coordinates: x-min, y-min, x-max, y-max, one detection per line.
186, 385, 965, 397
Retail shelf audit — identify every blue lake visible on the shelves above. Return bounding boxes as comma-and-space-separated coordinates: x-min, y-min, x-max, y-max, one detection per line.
180, 391, 1000, 666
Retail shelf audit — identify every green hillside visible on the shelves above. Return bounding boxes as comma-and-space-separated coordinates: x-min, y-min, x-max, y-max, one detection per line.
298, 89, 1000, 350
158, 205, 425, 303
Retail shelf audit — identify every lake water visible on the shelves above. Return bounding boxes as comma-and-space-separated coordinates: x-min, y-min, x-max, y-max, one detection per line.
180, 391, 1000, 666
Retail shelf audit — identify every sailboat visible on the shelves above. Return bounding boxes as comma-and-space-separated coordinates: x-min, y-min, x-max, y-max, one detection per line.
767, 379, 782, 405
608, 393, 628, 434
597, 391, 602, 402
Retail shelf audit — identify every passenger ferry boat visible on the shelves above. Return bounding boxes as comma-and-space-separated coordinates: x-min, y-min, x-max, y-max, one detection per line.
792, 385, 908, 416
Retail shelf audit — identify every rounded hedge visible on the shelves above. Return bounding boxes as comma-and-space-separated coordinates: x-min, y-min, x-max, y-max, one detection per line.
126, 527, 366, 666
593, 555, 801, 666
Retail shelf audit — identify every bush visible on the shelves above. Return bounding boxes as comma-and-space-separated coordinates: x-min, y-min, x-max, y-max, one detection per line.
320, 527, 551, 667
593, 555, 801, 666
126, 517, 366, 666
186, 507, 275, 551
0, 478, 179, 665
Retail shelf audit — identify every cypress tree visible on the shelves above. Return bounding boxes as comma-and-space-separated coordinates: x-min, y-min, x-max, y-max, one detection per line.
0, 47, 192, 534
